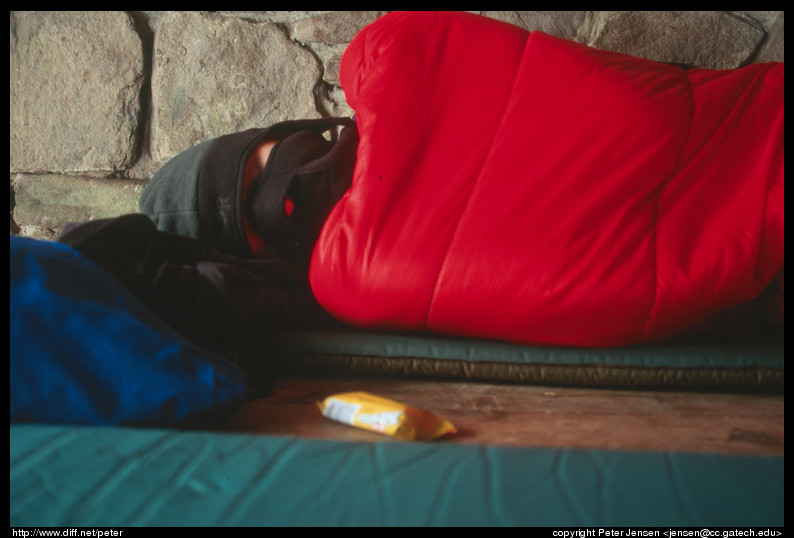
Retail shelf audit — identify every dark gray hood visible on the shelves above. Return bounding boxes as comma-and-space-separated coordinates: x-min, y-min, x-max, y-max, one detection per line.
139, 117, 357, 263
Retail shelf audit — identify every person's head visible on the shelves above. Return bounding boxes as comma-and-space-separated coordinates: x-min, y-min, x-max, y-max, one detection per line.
138, 117, 358, 264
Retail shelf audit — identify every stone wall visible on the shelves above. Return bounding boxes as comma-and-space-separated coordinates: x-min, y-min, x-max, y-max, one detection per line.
10, 11, 784, 239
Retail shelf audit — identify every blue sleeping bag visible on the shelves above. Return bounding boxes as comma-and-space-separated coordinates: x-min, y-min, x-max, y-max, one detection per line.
10, 235, 247, 426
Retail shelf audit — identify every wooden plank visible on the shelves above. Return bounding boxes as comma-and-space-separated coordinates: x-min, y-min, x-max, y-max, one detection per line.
223, 377, 784, 455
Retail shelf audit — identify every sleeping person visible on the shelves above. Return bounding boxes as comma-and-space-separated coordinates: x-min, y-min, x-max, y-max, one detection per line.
138, 11, 783, 349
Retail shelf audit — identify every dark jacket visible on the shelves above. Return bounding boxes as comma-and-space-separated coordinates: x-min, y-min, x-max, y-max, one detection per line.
58, 213, 342, 358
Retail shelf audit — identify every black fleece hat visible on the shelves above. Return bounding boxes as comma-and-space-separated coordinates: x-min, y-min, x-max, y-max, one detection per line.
139, 117, 357, 261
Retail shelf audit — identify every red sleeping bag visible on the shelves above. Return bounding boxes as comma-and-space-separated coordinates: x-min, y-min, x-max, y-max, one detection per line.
309, 11, 784, 347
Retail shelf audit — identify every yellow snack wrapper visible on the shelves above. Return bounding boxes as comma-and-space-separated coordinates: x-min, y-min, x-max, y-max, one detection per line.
316, 391, 457, 441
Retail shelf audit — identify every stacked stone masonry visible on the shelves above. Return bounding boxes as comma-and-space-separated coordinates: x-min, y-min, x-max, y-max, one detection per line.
10, 11, 784, 239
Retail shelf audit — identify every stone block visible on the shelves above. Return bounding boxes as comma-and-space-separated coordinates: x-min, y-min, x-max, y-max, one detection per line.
13, 174, 145, 233
151, 12, 322, 162
585, 11, 764, 68
10, 11, 144, 173
754, 12, 784, 62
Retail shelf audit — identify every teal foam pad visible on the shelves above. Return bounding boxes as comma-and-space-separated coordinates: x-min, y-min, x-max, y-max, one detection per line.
11, 424, 783, 527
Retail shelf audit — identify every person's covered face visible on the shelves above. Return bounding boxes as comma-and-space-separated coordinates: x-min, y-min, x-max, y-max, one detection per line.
242, 126, 358, 264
